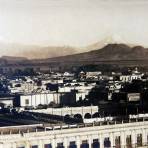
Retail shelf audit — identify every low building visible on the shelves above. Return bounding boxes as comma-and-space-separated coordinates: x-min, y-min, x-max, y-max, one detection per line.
127, 93, 140, 102
120, 68, 144, 82
86, 71, 102, 79
14, 91, 87, 108
0, 97, 14, 107
14, 93, 61, 107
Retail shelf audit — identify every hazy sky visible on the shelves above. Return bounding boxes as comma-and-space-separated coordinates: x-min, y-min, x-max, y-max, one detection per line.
0, 0, 148, 47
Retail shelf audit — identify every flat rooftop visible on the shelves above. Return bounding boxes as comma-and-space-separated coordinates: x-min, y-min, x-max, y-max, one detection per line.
0, 117, 148, 136
0, 112, 64, 127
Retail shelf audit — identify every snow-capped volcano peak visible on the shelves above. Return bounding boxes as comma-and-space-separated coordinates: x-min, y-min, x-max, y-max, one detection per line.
104, 34, 127, 45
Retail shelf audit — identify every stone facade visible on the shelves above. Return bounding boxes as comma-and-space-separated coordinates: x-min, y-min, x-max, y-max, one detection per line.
0, 121, 148, 148
31, 106, 98, 118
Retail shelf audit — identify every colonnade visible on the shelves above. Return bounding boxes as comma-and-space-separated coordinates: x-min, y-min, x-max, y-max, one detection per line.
0, 121, 148, 148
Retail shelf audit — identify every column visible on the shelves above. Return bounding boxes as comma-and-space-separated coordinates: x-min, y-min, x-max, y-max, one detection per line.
25, 141, 30, 148
52, 138, 56, 148
99, 134, 103, 148
82, 106, 84, 119
39, 140, 43, 148
91, 105, 93, 118
76, 136, 80, 148
142, 129, 147, 146
12, 142, 16, 148
5, 143, 12, 148
120, 131, 125, 148
88, 135, 92, 148
0, 143, 3, 148
64, 137, 68, 148
132, 130, 136, 147
110, 133, 114, 148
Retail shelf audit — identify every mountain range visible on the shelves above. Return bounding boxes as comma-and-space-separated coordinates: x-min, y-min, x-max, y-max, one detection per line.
0, 35, 131, 60
37, 44, 148, 64
1, 43, 148, 65
0, 41, 78, 60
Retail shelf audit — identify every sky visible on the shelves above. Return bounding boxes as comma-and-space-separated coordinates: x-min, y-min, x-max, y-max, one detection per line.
0, 0, 148, 48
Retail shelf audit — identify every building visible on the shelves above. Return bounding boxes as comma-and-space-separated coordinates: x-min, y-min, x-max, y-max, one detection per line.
14, 90, 88, 108
120, 68, 144, 82
31, 106, 98, 119
86, 71, 102, 79
0, 119, 148, 148
14, 93, 61, 107
127, 93, 140, 102
0, 97, 14, 107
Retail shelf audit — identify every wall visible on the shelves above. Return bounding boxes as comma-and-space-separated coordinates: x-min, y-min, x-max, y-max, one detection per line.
0, 121, 148, 148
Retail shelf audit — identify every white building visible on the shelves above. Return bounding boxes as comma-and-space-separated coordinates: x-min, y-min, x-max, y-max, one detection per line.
0, 120, 148, 148
120, 68, 144, 82
18, 93, 61, 107
86, 71, 102, 79
127, 93, 140, 102
0, 97, 14, 107
17, 91, 87, 107
32, 106, 98, 118
59, 83, 95, 94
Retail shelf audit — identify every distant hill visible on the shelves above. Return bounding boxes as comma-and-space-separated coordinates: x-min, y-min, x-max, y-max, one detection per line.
1, 56, 28, 61
0, 35, 130, 60
40, 44, 148, 63
0, 42, 78, 59
1, 43, 148, 68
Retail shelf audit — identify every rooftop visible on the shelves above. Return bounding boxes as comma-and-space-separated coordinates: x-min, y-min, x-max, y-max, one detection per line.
0, 116, 148, 136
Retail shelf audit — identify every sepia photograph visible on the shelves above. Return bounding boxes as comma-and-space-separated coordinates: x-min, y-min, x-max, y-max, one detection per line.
0, 0, 148, 148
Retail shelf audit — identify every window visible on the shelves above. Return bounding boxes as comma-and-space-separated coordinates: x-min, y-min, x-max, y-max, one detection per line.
70, 141, 76, 145
31, 145, 38, 148
92, 139, 100, 148
104, 138, 111, 148
69, 141, 76, 148
25, 99, 29, 105
82, 140, 88, 144
137, 134, 142, 147
57, 143, 64, 148
115, 136, 120, 148
44, 144, 52, 148
126, 135, 132, 148
81, 140, 89, 148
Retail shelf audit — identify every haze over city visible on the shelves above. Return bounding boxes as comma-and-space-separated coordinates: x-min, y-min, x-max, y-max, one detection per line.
0, 0, 148, 58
